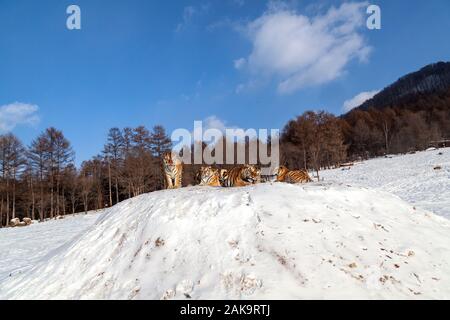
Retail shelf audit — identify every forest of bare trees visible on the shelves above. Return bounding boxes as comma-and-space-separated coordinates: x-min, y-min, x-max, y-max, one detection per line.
281, 88, 450, 172
1, 86, 449, 227
280, 111, 347, 180
343, 105, 448, 158
280, 107, 448, 175
0, 125, 172, 227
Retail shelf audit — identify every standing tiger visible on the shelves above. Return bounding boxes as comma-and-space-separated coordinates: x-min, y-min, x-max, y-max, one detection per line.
276, 166, 312, 184
220, 165, 261, 187
196, 166, 222, 187
162, 152, 183, 189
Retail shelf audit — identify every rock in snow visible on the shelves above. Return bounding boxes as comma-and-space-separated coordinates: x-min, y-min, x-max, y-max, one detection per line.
1, 183, 450, 300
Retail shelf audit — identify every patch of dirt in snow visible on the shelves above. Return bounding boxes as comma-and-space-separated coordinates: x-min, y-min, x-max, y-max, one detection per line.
1, 184, 450, 300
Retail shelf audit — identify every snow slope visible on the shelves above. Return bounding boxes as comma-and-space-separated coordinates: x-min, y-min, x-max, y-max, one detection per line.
321, 148, 450, 218
0, 211, 104, 282
1, 183, 450, 300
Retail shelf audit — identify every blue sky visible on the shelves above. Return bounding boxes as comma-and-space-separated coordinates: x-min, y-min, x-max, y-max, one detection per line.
1, 0, 449, 165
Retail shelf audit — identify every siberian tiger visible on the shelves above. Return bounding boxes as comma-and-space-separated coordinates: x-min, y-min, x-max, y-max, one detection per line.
197, 166, 221, 187
260, 174, 278, 183
220, 165, 261, 187
162, 152, 183, 189
276, 166, 312, 184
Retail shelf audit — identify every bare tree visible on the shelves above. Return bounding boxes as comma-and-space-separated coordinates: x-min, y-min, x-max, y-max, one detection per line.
149, 125, 171, 189
21, 162, 36, 220
63, 164, 78, 215
0, 134, 25, 223
79, 162, 95, 214
103, 128, 124, 206
47, 128, 74, 217
149, 125, 172, 158
28, 135, 47, 221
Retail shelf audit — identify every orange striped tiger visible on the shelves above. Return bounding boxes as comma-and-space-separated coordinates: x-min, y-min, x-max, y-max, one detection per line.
162, 152, 183, 189
276, 166, 312, 184
197, 166, 221, 187
220, 165, 261, 187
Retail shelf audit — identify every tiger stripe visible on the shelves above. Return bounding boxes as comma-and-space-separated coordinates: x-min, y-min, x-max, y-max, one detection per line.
197, 166, 221, 187
162, 152, 183, 189
220, 165, 261, 188
276, 166, 312, 184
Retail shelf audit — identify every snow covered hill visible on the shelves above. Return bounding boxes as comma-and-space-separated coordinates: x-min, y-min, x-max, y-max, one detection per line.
321, 148, 450, 218
1, 183, 450, 300
0, 210, 105, 281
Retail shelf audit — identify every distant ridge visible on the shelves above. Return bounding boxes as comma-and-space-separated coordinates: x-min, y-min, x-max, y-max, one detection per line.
354, 61, 450, 112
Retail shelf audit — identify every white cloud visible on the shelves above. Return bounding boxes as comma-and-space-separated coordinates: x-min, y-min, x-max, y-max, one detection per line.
235, 83, 246, 94
175, 4, 210, 32
176, 6, 196, 32
0, 102, 40, 133
236, 1, 371, 94
234, 58, 246, 70
192, 115, 259, 142
235, 79, 262, 94
343, 90, 379, 112
193, 116, 232, 139
203, 115, 229, 132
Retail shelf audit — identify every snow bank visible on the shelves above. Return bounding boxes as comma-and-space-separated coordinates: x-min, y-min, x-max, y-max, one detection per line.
321, 148, 450, 218
0, 211, 104, 281
1, 183, 450, 300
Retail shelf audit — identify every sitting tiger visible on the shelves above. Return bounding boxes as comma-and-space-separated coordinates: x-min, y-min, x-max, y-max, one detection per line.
196, 166, 221, 187
162, 152, 183, 189
220, 165, 261, 187
276, 165, 312, 184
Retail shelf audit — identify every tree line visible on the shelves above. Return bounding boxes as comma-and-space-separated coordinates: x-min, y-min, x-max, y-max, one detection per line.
0, 125, 172, 227
1, 92, 448, 226
281, 89, 450, 174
